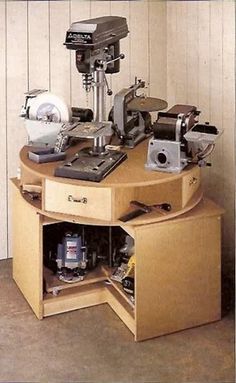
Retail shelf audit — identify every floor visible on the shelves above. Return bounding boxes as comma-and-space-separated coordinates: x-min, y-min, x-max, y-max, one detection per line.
0, 259, 234, 383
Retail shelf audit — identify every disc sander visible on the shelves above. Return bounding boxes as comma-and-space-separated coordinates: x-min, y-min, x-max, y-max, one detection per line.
127, 97, 168, 112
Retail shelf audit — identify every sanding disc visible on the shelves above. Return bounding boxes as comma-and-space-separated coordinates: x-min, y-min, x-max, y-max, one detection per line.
28, 92, 72, 123
127, 97, 168, 112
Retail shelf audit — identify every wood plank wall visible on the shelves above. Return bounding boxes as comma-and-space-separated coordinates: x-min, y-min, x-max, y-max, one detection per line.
1, 0, 166, 260
167, 0, 235, 275
1, 0, 234, 274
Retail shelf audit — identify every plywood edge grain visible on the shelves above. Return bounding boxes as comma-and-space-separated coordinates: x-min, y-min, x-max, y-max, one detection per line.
106, 285, 135, 335
135, 197, 224, 233
43, 283, 107, 317
19, 144, 200, 188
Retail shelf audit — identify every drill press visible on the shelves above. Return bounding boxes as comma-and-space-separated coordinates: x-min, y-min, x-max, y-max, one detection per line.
55, 16, 129, 182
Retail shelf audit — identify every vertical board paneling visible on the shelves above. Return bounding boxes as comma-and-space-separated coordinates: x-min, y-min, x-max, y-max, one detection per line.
90, 0, 110, 17
166, 1, 177, 106
186, 1, 199, 105
90, 1, 111, 115
166, 0, 235, 269
221, 0, 235, 259
6, 1, 28, 259
208, 1, 223, 200
129, 0, 149, 94
198, 1, 211, 190
6, 1, 28, 179
0, 1, 7, 260
70, 1, 91, 108
110, 1, 130, 98
198, 2, 211, 123
28, 1, 50, 90
149, 0, 167, 101
175, 1, 187, 103
49, 0, 71, 103
167, 1, 188, 105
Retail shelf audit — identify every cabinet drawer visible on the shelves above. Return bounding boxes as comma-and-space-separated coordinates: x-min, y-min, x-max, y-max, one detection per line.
44, 179, 112, 221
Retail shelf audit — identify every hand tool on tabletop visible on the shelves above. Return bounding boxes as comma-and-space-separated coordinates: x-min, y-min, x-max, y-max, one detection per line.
21, 190, 41, 201
119, 200, 172, 222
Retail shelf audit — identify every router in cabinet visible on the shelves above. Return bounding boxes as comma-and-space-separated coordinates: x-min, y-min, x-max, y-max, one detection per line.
11, 141, 223, 341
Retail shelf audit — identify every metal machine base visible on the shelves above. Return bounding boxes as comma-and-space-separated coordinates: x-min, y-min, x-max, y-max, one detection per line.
55, 147, 127, 182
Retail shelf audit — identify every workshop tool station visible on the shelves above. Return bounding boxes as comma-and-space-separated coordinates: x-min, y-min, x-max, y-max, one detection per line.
11, 16, 223, 341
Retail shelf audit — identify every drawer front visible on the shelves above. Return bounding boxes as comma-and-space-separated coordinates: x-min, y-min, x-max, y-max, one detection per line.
182, 167, 201, 207
44, 179, 112, 221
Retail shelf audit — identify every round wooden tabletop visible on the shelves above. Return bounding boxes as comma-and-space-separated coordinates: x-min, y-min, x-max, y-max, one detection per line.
20, 140, 197, 188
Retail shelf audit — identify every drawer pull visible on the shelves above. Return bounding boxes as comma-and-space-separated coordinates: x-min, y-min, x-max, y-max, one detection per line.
68, 195, 87, 204
189, 177, 198, 186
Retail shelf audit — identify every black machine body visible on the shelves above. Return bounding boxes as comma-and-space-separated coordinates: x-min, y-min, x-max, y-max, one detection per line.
55, 147, 127, 182
64, 16, 129, 74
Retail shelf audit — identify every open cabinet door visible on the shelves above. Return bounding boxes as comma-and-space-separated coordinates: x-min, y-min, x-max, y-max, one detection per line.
134, 201, 222, 341
10, 180, 43, 319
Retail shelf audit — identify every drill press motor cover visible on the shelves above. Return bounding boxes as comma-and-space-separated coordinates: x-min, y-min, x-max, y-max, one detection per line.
65, 15, 128, 75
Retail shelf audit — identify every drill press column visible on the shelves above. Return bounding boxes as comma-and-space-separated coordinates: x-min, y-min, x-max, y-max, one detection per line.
93, 68, 106, 153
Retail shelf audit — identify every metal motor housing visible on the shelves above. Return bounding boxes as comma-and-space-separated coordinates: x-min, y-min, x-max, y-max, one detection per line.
64, 16, 129, 74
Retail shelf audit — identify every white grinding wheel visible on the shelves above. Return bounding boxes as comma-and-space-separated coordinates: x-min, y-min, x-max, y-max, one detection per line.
28, 92, 72, 123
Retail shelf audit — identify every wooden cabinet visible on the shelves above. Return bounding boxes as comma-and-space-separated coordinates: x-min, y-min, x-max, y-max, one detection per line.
10, 143, 223, 341
12, 184, 43, 319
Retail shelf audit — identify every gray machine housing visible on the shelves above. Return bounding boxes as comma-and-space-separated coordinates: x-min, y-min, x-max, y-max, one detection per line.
56, 234, 84, 270
113, 80, 152, 148
146, 139, 190, 173
65, 16, 129, 51
65, 16, 129, 77
146, 104, 222, 173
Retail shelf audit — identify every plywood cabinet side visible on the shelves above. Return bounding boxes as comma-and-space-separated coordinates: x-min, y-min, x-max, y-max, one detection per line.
113, 181, 183, 221
134, 206, 222, 341
111, 167, 202, 221
11, 177, 223, 341
182, 166, 201, 207
43, 284, 108, 318
11, 181, 43, 319
20, 162, 43, 187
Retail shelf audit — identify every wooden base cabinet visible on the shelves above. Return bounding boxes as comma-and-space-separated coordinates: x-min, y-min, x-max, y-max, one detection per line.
11, 180, 223, 341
